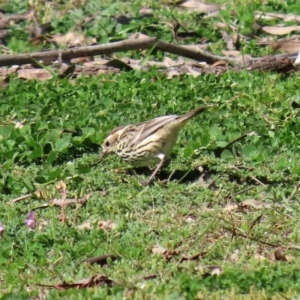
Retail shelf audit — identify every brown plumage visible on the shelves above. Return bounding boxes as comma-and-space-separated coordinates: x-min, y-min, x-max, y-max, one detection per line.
101, 105, 214, 185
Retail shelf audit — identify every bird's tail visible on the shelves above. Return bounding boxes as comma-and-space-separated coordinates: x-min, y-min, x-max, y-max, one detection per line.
178, 105, 215, 123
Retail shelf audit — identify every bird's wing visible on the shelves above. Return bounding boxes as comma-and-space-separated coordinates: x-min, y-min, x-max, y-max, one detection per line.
126, 115, 179, 146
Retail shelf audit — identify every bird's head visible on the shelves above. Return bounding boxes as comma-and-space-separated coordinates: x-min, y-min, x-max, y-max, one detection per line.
100, 126, 125, 159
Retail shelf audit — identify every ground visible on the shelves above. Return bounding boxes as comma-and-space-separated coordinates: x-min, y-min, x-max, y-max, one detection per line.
1, 0, 300, 299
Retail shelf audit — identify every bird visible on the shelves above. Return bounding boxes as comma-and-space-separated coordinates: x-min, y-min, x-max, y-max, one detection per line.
100, 105, 214, 185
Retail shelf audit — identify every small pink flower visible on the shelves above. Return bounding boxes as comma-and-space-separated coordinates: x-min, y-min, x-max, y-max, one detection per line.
25, 211, 37, 230
0, 223, 3, 237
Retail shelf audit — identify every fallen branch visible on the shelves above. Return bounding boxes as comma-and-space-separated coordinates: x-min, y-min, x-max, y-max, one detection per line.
0, 37, 158, 66
0, 37, 298, 80
0, 36, 237, 67
33, 196, 91, 210
155, 40, 237, 65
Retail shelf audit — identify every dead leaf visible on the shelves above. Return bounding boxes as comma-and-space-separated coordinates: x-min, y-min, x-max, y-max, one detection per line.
274, 246, 287, 261
151, 245, 175, 261
129, 32, 150, 40
139, 7, 153, 18
0, 29, 9, 41
241, 199, 273, 209
222, 50, 241, 57
77, 222, 92, 230
31, 32, 97, 47
28, 22, 53, 39
223, 199, 272, 211
166, 69, 181, 79
268, 40, 300, 54
59, 64, 76, 78
124, 288, 136, 299
0, 76, 9, 88
201, 265, 222, 278
0, 19, 7, 30
35, 275, 116, 290
38, 220, 49, 231
152, 245, 167, 255
221, 31, 234, 50
184, 43, 209, 51
185, 214, 196, 223
163, 56, 184, 67
98, 220, 117, 231
179, 252, 206, 263
255, 11, 300, 22
254, 253, 268, 261
223, 203, 238, 211
100, 189, 109, 197
262, 26, 300, 35
234, 54, 252, 66
17, 69, 52, 81
104, 59, 133, 71
185, 65, 201, 77
295, 51, 300, 65
230, 249, 239, 262
177, 0, 220, 14
285, 255, 296, 262
143, 274, 158, 280
83, 254, 119, 266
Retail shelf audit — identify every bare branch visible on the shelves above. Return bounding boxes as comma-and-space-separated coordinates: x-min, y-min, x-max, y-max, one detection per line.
0, 36, 236, 67
0, 37, 158, 66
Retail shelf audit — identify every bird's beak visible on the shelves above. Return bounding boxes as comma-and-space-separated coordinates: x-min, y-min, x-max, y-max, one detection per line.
99, 151, 107, 160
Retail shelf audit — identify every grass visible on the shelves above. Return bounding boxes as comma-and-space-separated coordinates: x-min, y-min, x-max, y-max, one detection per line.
1, 0, 300, 299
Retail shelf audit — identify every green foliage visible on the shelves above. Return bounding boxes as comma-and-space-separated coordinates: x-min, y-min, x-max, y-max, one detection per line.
2, 0, 300, 299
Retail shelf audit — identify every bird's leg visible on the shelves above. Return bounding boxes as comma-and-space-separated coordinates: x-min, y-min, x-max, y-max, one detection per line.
141, 153, 166, 186
163, 157, 171, 168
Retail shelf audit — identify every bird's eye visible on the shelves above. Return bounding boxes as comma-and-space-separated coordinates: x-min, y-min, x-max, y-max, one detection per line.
105, 141, 110, 147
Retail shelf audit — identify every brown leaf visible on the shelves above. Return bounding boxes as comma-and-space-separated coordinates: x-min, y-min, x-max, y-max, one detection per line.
100, 189, 109, 197
31, 32, 97, 47
104, 59, 133, 71
83, 254, 119, 266
152, 245, 167, 255
254, 253, 268, 261
271, 40, 300, 54
167, 69, 182, 79
184, 214, 196, 223
98, 220, 117, 231
36, 275, 116, 290
274, 246, 287, 261
151, 245, 175, 261
201, 265, 222, 278
177, 0, 220, 14
229, 249, 239, 263
139, 7, 153, 18
241, 199, 273, 209
255, 11, 300, 22
17, 68, 52, 81
143, 274, 159, 280
28, 23, 53, 39
59, 64, 76, 78
0, 76, 9, 88
124, 288, 136, 300
77, 222, 92, 230
262, 26, 300, 35
179, 252, 206, 263
0, 19, 7, 30
223, 203, 238, 211
222, 50, 241, 57
51, 196, 89, 207
129, 32, 150, 40
185, 65, 201, 77
221, 31, 234, 50
223, 199, 272, 211
0, 29, 9, 41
